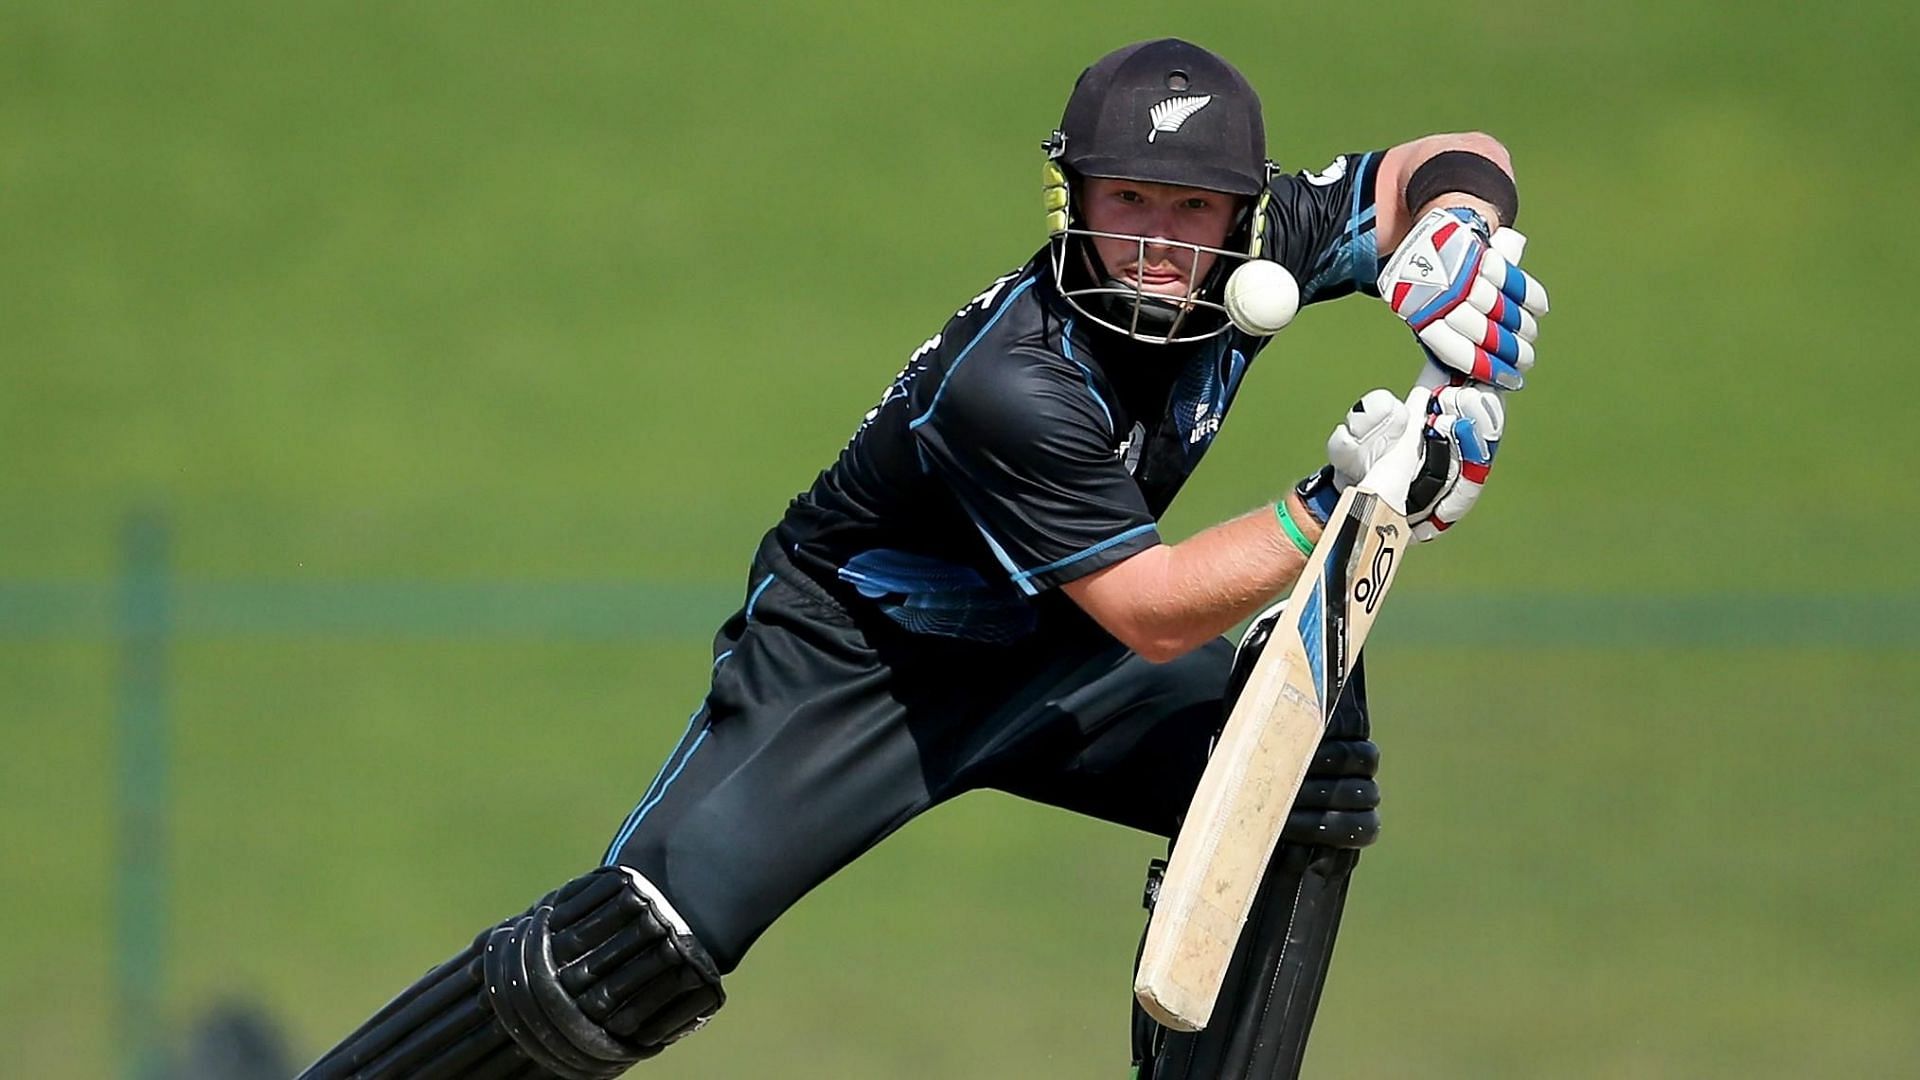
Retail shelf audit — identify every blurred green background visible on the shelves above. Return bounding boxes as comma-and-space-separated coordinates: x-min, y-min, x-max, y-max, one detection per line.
5, 1, 1918, 1076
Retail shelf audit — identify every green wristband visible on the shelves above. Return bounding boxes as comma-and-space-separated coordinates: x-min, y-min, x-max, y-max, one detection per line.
1274, 499, 1315, 557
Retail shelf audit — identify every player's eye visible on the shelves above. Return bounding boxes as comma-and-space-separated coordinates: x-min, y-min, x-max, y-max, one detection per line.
1182, 198, 1210, 211
1116, 189, 1144, 204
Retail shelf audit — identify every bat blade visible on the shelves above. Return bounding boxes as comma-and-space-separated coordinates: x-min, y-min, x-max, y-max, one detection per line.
1133, 486, 1410, 1032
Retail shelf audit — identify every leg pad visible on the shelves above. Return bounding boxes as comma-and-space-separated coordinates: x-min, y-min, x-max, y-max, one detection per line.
298, 867, 724, 1080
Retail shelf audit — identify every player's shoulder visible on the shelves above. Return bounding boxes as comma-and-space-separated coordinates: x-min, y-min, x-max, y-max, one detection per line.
1267, 149, 1386, 202
908, 260, 1099, 437
1257, 148, 1391, 303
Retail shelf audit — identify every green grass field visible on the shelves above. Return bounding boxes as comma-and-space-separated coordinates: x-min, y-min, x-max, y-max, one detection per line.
5, 2, 1918, 1076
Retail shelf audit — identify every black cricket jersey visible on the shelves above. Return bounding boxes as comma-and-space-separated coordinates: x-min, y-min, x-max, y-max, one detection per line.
776, 150, 1387, 644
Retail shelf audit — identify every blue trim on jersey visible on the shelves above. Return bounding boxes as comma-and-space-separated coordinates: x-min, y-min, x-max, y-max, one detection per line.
969, 514, 1040, 597
1011, 522, 1159, 587
1302, 248, 1352, 303
907, 276, 1038, 431
744, 573, 775, 619
1349, 150, 1379, 293
1060, 319, 1114, 435
1352, 228, 1380, 294
1300, 153, 1383, 304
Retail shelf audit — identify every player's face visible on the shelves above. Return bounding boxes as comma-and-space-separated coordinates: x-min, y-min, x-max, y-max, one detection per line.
1081, 178, 1240, 296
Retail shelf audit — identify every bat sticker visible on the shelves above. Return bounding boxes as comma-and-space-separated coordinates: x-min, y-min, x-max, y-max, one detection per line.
1353, 523, 1399, 615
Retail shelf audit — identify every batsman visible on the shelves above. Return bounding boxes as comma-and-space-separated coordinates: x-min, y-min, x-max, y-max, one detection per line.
301, 38, 1548, 1079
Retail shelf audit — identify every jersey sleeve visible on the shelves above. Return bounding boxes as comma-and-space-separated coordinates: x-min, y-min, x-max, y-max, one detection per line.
909, 350, 1161, 595
1259, 149, 1388, 307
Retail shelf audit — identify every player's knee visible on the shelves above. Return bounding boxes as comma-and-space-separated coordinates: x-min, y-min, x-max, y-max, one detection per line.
298, 867, 725, 1080
606, 829, 755, 976
489, 866, 726, 1070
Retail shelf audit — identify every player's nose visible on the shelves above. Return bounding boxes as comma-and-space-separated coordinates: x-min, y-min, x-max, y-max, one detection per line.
1145, 206, 1178, 242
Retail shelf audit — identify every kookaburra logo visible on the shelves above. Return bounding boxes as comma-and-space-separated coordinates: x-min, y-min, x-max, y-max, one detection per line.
1148, 95, 1212, 142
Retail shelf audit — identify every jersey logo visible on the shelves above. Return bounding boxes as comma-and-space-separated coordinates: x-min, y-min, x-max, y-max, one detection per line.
1188, 401, 1220, 445
1302, 155, 1348, 187
956, 271, 1019, 318
1147, 95, 1212, 142
1117, 421, 1145, 475
856, 333, 941, 437
1172, 346, 1242, 452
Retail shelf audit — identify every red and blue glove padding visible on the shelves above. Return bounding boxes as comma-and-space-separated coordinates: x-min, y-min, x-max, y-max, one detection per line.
1377, 207, 1548, 391
1405, 379, 1502, 541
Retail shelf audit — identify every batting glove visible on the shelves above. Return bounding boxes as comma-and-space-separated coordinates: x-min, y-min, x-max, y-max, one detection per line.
1299, 382, 1503, 541
1293, 388, 1408, 526
1378, 207, 1548, 390
1404, 380, 1503, 541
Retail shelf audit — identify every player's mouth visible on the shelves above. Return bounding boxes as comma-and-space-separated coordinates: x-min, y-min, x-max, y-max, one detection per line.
1129, 267, 1189, 292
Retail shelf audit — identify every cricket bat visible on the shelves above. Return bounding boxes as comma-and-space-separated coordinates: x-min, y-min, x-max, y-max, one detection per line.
1132, 391, 1427, 1033
1134, 227, 1528, 1034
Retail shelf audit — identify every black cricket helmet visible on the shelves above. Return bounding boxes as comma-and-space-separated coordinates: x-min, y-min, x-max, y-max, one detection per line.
1043, 39, 1275, 344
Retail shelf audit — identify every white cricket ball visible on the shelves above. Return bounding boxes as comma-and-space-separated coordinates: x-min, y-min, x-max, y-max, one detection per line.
1224, 259, 1300, 336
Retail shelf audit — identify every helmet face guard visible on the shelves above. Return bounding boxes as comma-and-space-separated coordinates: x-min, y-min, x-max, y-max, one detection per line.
1042, 39, 1271, 346
1044, 148, 1272, 345
1047, 218, 1252, 344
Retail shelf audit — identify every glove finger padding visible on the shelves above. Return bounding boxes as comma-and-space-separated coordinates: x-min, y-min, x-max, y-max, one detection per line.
1416, 320, 1521, 389
1439, 302, 1535, 372
1475, 246, 1551, 318
1325, 388, 1410, 489
1407, 383, 1504, 541
1380, 207, 1547, 390
1466, 274, 1541, 344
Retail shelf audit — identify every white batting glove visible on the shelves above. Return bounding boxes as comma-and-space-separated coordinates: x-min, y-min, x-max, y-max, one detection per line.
1303, 383, 1504, 541
1293, 389, 1407, 525
1326, 388, 1413, 491
1378, 207, 1549, 390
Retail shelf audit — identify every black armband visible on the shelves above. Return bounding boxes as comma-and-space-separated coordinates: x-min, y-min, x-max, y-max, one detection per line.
1404, 149, 1519, 228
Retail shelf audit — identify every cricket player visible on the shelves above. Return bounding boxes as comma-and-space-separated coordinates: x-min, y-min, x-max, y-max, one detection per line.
301, 38, 1547, 1079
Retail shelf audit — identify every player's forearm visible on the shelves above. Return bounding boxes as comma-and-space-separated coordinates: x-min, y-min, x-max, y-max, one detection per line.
1066, 495, 1321, 663
1374, 131, 1515, 250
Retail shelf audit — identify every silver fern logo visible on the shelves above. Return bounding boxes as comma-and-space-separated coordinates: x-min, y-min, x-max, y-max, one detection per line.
1147, 95, 1212, 142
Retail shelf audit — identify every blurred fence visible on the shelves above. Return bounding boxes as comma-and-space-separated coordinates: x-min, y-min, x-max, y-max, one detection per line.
5, 530, 1913, 650
3, 512, 1917, 1079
